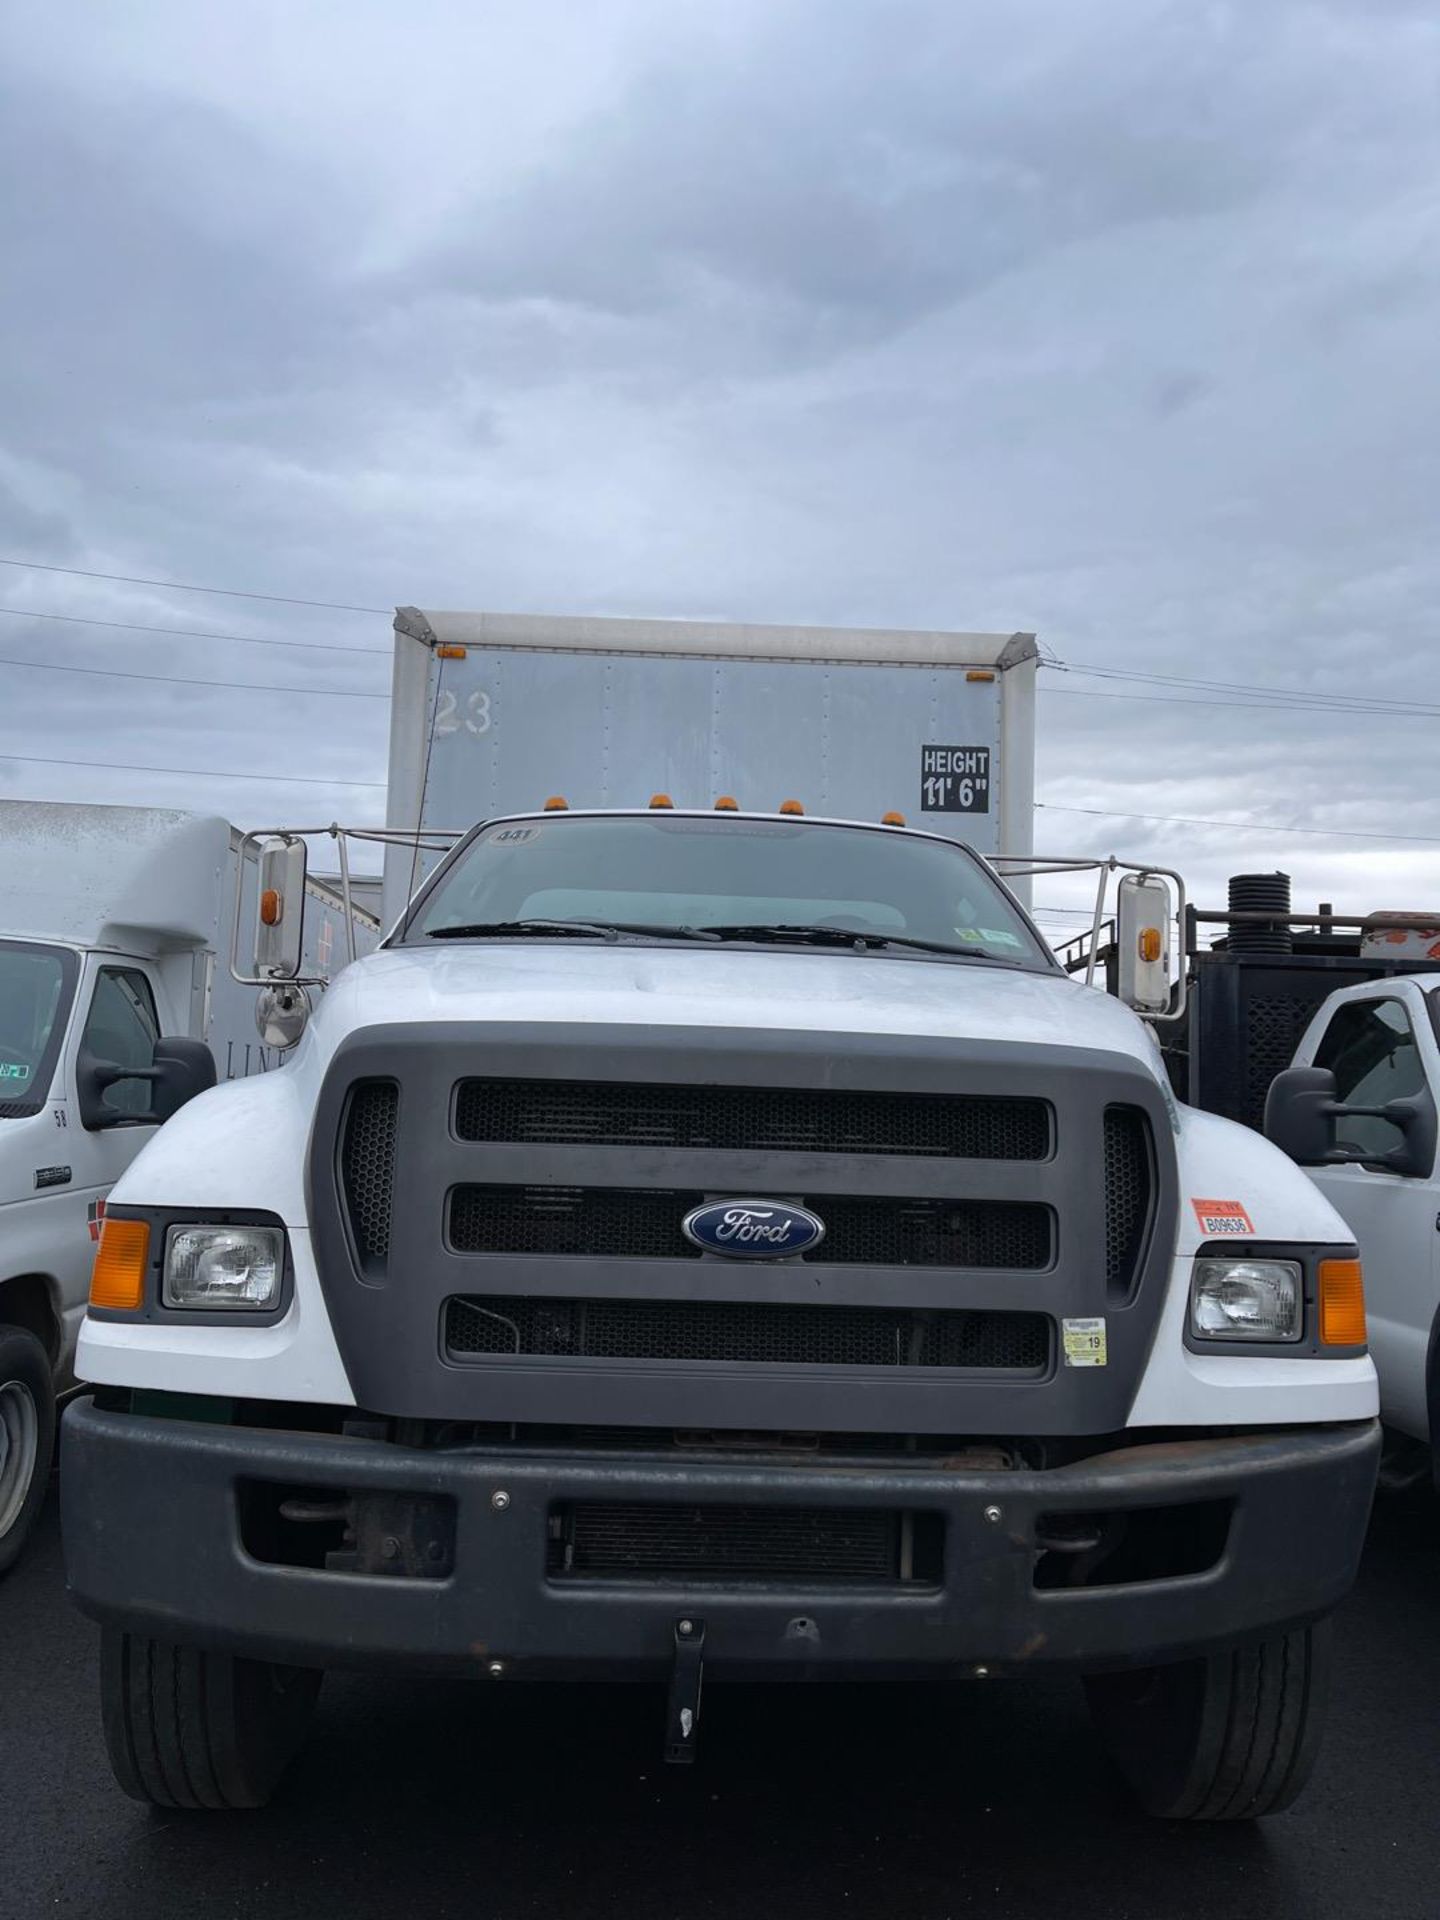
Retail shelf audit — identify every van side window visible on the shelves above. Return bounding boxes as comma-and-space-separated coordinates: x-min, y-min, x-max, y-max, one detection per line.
82, 969, 160, 1118
1313, 998, 1424, 1162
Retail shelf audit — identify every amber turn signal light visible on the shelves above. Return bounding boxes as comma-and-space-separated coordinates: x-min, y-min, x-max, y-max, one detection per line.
1319, 1258, 1366, 1346
90, 1218, 150, 1312
259, 888, 283, 927
1138, 927, 1163, 963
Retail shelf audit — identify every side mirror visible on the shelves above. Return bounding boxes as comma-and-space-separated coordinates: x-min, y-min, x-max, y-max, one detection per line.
252, 836, 307, 981
1116, 873, 1173, 1015
76, 1037, 217, 1131
1265, 1064, 1437, 1178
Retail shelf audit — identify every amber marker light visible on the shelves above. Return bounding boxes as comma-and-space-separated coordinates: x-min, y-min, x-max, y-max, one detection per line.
436, 644, 468, 659
90, 1218, 150, 1312
778, 799, 805, 815
259, 888, 282, 926
542, 796, 569, 811
1138, 927, 1163, 963
1319, 1258, 1366, 1346
714, 796, 739, 811
881, 810, 906, 826
649, 794, 674, 809
966, 670, 995, 682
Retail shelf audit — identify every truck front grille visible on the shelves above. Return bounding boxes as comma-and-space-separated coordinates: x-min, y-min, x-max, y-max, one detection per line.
340, 1080, 399, 1268
454, 1077, 1050, 1160
547, 1502, 941, 1585
444, 1293, 1051, 1371
448, 1185, 1052, 1270
1103, 1106, 1154, 1297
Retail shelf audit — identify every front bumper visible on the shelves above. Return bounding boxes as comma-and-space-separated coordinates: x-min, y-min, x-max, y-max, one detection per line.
62, 1399, 1379, 1679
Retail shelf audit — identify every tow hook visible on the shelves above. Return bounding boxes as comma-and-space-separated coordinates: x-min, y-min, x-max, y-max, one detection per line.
664, 1617, 706, 1765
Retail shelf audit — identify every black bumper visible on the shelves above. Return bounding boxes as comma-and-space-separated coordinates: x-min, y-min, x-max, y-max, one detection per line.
62, 1400, 1379, 1680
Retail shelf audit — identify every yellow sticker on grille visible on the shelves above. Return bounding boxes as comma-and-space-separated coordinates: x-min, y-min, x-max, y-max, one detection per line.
1062, 1317, 1108, 1367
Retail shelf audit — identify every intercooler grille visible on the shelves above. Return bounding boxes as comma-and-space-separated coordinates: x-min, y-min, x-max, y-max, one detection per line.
448, 1185, 1052, 1270
547, 1502, 932, 1584
454, 1077, 1050, 1160
1103, 1106, 1153, 1295
340, 1080, 399, 1267
444, 1293, 1051, 1370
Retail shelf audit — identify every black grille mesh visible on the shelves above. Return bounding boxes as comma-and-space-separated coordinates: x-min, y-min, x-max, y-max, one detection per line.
448, 1185, 1051, 1269
548, 1503, 913, 1582
340, 1081, 398, 1265
454, 1078, 1049, 1160
1243, 993, 1328, 1132
1103, 1106, 1152, 1294
445, 1293, 1050, 1370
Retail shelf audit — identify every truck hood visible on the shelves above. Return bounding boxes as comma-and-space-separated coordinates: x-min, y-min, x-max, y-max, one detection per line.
300, 941, 1166, 1077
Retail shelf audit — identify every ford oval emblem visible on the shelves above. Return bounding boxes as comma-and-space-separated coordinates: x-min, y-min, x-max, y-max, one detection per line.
682, 1199, 826, 1259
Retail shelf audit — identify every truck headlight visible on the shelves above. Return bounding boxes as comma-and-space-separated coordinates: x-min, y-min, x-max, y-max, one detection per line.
163, 1226, 285, 1310
1190, 1258, 1302, 1342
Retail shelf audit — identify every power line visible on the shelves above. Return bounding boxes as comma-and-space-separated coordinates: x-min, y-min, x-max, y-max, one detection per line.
1042, 683, 1440, 720
0, 605, 391, 657
1036, 801, 1440, 846
0, 651, 389, 700
0, 556, 388, 617
1048, 656, 1433, 718
0, 749, 385, 789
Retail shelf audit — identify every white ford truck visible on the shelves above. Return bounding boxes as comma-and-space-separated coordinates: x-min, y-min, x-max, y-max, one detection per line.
63, 808, 1380, 1819
0, 802, 375, 1572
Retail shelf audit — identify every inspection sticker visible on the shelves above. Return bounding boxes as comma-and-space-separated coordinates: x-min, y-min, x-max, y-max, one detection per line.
1191, 1198, 1255, 1238
1062, 1317, 1108, 1368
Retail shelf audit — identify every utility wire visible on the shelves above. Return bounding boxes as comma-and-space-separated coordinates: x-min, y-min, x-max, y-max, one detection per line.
0, 651, 389, 700
0, 605, 390, 657
1036, 801, 1440, 846
0, 750, 385, 789
1042, 684, 1440, 720
0, 556, 388, 616
1048, 656, 1432, 717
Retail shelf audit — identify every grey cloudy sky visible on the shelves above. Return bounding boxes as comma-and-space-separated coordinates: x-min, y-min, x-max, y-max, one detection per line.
0, 0, 1436, 929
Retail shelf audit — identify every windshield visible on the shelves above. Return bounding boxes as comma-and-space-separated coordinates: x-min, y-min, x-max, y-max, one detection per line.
0, 941, 78, 1118
403, 815, 1053, 968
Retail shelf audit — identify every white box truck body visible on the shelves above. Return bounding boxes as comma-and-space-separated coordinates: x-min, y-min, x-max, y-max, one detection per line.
381, 610, 1038, 927
0, 802, 377, 1570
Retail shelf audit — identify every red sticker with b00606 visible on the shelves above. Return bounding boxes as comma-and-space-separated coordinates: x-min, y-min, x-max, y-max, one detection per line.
1191, 1198, 1255, 1237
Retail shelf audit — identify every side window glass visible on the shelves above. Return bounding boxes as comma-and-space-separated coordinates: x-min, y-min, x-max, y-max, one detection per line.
1314, 999, 1424, 1161
82, 969, 160, 1118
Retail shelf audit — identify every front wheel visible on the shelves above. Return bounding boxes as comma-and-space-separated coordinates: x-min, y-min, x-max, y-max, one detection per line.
1084, 1622, 1330, 1820
0, 1324, 55, 1576
101, 1631, 322, 1808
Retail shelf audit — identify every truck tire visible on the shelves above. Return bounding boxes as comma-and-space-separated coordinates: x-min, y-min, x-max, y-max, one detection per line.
1083, 1622, 1330, 1820
0, 1325, 55, 1576
101, 1631, 322, 1809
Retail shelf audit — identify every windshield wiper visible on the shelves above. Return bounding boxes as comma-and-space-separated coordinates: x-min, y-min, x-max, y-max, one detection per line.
424, 919, 720, 942
697, 922, 990, 958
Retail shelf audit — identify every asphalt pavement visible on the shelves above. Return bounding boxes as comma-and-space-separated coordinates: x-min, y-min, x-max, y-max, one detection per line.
3, 1470, 1437, 1920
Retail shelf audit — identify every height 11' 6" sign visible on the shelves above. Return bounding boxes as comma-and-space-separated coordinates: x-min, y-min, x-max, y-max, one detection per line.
920, 745, 991, 814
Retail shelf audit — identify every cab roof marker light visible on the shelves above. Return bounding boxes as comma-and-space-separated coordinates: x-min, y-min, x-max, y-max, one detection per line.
90, 1217, 150, 1313
649, 794, 674, 809
714, 796, 739, 810
778, 799, 805, 815
881, 810, 906, 826
542, 796, 569, 811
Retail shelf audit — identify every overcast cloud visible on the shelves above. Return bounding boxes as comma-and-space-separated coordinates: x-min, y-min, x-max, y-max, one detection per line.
0, 0, 1436, 928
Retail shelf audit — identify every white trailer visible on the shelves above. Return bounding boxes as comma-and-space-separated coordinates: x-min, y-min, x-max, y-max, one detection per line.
0, 802, 377, 1571
381, 609, 1038, 926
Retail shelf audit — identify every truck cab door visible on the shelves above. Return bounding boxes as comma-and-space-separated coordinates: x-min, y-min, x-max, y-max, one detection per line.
55, 963, 166, 1356
1301, 991, 1438, 1441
